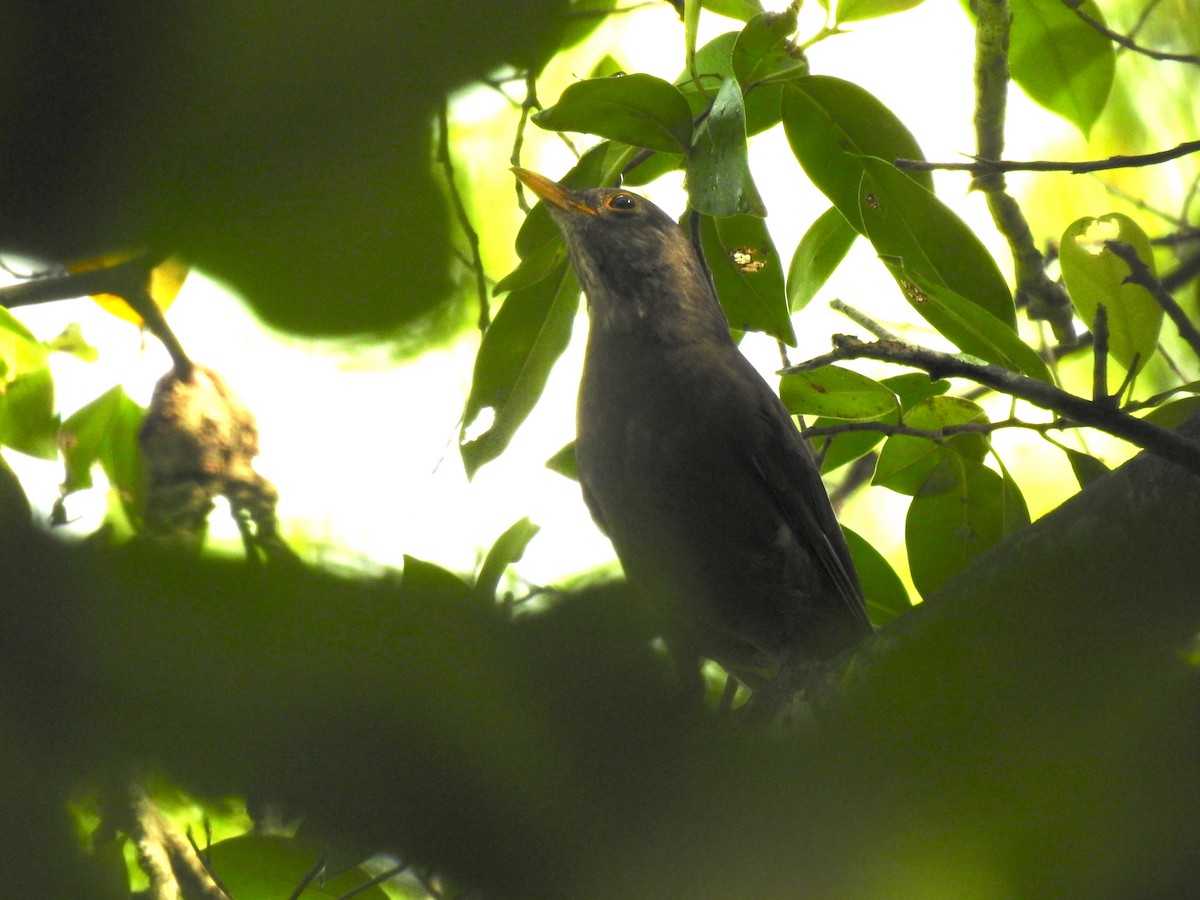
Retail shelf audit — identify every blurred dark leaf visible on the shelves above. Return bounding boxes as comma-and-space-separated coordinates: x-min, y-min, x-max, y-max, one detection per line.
843, 526, 910, 626
476, 517, 541, 602
0, 0, 571, 339
207, 834, 390, 899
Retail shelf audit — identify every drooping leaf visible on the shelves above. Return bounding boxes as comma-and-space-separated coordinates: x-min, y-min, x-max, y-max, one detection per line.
874, 395, 989, 495
782, 76, 932, 234
858, 157, 1016, 330
532, 74, 694, 153
779, 365, 899, 421
687, 77, 766, 218
460, 262, 579, 477
843, 526, 911, 626
402, 554, 475, 601
906, 456, 1009, 599
694, 213, 795, 344
786, 206, 858, 313
476, 517, 541, 602
1060, 213, 1163, 378
731, 5, 807, 90
1008, 0, 1115, 136
836, 0, 927, 23
677, 31, 786, 136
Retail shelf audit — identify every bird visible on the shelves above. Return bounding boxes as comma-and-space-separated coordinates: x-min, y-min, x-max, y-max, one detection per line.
512, 167, 873, 691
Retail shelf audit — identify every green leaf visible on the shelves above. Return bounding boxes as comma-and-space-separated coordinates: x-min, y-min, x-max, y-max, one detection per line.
1009, 0, 1114, 136
859, 157, 1016, 331
1062, 446, 1110, 488
782, 76, 932, 234
206, 834, 390, 899
532, 74, 694, 153
843, 526, 911, 626
546, 440, 578, 480
402, 554, 474, 600
786, 206, 857, 313
836, 0, 927, 22
476, 517, 541, 602
687, 77, 766, 217
702, 0, 764, 21
47, 322, 99, 362
1060, 213, 1163, 378
695, 213, 795, 344
59, 386, 146, 530
810, 373, 945, 474
906, 456, 1009, 599
677, 31, 785, 136
779, 365, 899, 421
879, 258, 1051, 382
460, 262, 579, 477
0, 367, 58, 459
886, 371, 952, 410
731, 6, 806, 90
1140, 396, 1200, 430
874, 395, 989, 494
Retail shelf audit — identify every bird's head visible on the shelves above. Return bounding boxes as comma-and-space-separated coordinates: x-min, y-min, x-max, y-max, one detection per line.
512, 167, 728, 340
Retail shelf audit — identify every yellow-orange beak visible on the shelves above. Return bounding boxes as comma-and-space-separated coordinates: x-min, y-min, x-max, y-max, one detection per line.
511, 167, 598, 216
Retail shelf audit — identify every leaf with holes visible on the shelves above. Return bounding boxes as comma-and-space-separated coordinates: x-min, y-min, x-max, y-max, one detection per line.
694, 213, 795, 344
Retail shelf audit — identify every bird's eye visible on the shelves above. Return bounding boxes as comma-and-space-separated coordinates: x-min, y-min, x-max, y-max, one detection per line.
605, 192, 637, 212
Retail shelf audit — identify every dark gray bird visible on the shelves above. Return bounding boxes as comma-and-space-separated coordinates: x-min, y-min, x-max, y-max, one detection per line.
513, 167, 873, 689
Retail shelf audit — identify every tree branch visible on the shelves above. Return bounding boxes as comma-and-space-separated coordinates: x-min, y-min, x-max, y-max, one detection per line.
781, 335, 1200, 477
0, 252, 193, 379
437, 100, 492, 332
970, 0, 1076, 341
896, 140, 1200, 176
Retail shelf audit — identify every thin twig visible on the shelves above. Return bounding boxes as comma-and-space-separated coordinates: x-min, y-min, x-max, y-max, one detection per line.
804, 416, 1071, 441
437, 100, 492, 332
1066, 0, 1200, 66
0, 251, 193, 379
1092, 305, 1111, 405
1107, 239, 1200, 363
896, 140, 1200, 176
781, 335, 1200, 477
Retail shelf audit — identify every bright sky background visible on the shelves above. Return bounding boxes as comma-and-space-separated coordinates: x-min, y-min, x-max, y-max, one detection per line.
3, 1, 1131, 594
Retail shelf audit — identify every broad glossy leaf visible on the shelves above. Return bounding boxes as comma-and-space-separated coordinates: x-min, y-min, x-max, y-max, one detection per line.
843, 526, 911, 625
875, 395, 989, 494
59, 385, 146, 529
532, 74, 694, 153
731, 6, 806, 90
782, 76, 931, 234
780, 365, 899, 421
687, 77, 766, 217
1009, 0, 1114, 136
786, 206, 857, 313
880, 258, 1050, 381
1060, 213, 1162, 377
460, 262, 579, 477
906, 456, 1008, 599
695, 213, 795, 344
677, 32, 786, 136
859, 157, 1016, 330
477, 517, 541, 602
836, 0, 927, 22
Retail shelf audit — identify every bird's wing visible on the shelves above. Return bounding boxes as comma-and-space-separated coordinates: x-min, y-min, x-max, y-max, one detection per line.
748, 387, 874, 633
